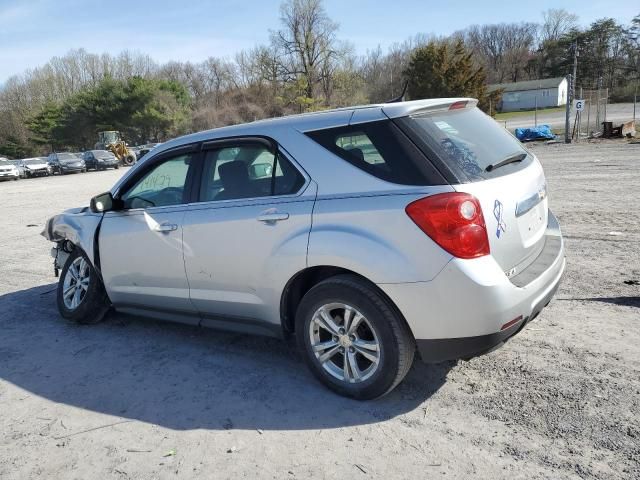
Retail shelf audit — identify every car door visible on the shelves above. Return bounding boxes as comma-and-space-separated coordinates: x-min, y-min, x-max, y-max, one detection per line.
99, 147, 200, 324
182, 138, 315, 334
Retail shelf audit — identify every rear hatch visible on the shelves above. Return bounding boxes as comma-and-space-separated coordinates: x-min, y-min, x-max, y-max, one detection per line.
391, 101, 548, 275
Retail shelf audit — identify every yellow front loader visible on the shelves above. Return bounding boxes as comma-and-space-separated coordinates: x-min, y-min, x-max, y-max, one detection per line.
95, 131, 137, 166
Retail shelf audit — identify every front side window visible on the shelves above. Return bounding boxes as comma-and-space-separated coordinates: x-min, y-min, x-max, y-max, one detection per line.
199, 143, 304, 202
121, 154, 192, 209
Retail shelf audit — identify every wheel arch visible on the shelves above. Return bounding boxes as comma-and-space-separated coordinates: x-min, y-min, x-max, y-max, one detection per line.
279, 265, 412, 338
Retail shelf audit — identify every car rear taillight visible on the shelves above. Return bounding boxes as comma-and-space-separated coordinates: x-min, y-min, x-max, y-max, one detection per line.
406, 193, 490, 259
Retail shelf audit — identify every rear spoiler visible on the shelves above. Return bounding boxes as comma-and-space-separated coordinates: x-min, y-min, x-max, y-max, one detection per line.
382, 98, 478, 119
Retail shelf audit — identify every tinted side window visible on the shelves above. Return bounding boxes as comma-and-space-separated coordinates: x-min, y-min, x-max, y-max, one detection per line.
121, 155, 192, 209
199, 144, 304, 202
305, 120, 445, 186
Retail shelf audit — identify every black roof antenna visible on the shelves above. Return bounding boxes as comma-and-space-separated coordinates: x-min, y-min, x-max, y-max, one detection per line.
386, 81, 409, 103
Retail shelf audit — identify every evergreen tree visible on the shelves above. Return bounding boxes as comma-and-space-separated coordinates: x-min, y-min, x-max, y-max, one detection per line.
404, 40, 500, 113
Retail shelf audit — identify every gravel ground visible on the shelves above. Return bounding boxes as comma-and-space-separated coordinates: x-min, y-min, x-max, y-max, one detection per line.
0, 142, 638, 480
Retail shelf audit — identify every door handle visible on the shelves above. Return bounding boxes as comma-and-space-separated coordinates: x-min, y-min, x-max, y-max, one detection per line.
257, 212, 289, 223
153, 222, 178, 233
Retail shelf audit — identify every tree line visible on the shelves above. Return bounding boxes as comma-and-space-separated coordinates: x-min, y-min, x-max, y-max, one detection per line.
0, 0, 638, 158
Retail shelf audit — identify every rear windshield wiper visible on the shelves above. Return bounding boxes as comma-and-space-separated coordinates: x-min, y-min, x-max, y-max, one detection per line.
485, 152, 527, 172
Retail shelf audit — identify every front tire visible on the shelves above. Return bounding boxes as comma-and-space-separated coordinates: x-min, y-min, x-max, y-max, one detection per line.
296, 275, 415, 400
57, 248, 110, 324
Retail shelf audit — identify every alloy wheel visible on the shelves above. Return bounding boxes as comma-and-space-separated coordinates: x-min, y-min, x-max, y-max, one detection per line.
308, 302, 381, 383
62, 256, 90, 310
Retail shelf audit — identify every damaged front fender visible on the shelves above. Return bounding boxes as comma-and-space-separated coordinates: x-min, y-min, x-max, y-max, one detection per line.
42, 207, 103, 267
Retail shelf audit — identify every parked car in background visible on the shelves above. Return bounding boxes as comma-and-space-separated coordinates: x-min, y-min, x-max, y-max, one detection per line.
43, 99, 565, 399
82, 150, 120, 171
48, 153, 86, 175
132, 143, 161, 162
21, 157, 51, 177
0, 158, 20, 181
10, 160, 27, 178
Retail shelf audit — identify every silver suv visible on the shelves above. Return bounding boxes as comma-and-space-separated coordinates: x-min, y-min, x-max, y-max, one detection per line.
43, 99, 565, 399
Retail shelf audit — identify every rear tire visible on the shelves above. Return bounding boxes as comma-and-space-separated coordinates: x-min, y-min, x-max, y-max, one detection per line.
296, 274, 415, 400
57, 248, 110, 325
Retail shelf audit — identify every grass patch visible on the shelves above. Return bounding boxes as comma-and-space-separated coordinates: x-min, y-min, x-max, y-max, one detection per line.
495, 106, 565, 120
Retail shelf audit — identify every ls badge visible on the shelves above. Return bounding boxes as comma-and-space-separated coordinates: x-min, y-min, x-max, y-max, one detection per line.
493, 199, 506, 238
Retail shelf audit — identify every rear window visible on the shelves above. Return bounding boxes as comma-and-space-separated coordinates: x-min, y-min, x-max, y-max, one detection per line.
397, 107, 531, 182
305, 120, 446, 186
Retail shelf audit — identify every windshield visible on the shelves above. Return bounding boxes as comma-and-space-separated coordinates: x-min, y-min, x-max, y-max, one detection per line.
25, 158, 45, 165
0, 160, 11, 166
92, 150, 112, 156
400, 107, 530, 182
57, 153, 79, 162
100, 131, 120, 144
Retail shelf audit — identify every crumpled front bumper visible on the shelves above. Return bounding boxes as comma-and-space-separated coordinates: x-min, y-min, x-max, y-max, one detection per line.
42, 207, 102, 267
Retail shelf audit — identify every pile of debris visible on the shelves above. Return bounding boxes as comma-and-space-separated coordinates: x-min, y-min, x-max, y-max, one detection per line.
599, 120, 636, 139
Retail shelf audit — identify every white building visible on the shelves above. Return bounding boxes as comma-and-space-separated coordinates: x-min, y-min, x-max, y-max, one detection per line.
489, 77, 568, 112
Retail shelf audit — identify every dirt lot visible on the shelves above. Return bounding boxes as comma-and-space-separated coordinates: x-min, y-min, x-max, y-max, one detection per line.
1, 142, 639, 480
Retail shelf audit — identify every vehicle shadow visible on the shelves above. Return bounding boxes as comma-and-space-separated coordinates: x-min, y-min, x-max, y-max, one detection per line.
579, 296, 640, 308
0, 284, 453, 431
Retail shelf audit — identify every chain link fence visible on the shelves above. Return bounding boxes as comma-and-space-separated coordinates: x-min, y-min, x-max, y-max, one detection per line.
573, 87, 609, 139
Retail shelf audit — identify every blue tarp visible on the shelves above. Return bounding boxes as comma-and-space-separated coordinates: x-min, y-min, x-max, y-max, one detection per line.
514, 124, 555, 142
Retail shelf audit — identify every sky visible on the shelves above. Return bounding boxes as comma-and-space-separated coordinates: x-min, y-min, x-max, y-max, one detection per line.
0, 0, 637, 85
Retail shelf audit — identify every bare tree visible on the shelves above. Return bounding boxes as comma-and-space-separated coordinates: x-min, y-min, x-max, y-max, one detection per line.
271, 0, 339, 101
460, 23, 538, 82
359, 34, 432, 103
541, 9, 579, 43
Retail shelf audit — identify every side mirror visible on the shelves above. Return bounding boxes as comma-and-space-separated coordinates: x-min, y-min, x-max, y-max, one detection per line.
90, 192, 123, 213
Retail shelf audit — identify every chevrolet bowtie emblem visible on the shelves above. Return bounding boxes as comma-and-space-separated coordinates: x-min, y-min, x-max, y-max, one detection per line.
494, 199, 506, 238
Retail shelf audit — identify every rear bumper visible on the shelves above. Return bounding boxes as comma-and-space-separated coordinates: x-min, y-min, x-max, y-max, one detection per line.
378, 211, 565, 363
97, 161, 118, 167
415, 269, 562, 362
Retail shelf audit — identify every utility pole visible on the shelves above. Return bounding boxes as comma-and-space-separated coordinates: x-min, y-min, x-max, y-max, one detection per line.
633, 81, 637, 122
564, 74, 572, 143
565, 41, 578, 144
572, 41, 578, 95
596, 76, 602, 129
